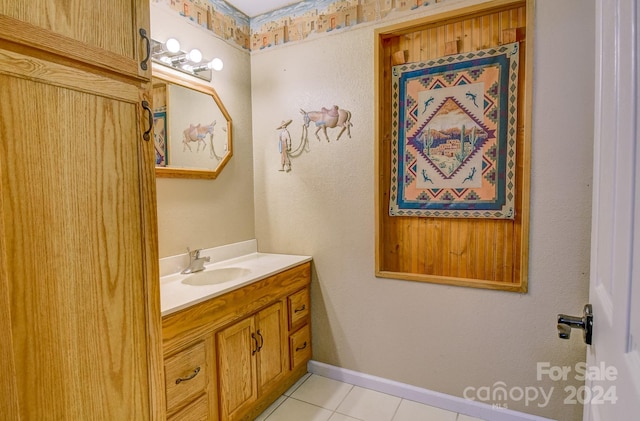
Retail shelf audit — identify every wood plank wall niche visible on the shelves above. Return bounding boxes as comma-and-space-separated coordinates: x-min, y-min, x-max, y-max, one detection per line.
374, 0, 533, 292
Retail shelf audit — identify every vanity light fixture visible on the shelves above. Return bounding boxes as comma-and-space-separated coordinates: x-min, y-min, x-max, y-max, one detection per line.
151, 37, 223, 82
187, 58, 224, 73
165, 38, 181, 53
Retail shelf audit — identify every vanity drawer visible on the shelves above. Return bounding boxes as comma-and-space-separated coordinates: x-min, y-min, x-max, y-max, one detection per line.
288, 288, 310, 330
165, 340, 208, 413
167, 393, 209, 421
289, 324, 312, 370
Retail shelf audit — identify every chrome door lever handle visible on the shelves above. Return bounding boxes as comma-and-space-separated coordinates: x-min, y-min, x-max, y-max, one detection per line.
557, 304, 593, 345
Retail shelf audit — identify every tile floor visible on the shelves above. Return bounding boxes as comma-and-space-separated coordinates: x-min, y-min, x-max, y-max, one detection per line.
255, 373, 487, 421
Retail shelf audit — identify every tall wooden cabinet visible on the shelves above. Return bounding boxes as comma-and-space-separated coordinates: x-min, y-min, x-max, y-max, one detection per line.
0, 1, 164, 420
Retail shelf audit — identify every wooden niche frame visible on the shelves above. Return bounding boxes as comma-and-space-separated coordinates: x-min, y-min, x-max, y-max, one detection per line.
374, 0, 533, 292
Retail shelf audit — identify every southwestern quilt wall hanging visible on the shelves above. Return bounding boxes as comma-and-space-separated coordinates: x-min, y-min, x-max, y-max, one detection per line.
389, 42, 520, 219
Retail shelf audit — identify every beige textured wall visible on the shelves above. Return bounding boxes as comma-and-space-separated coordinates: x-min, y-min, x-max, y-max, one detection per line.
251, 0, 594, 419
151, 5, 255, 258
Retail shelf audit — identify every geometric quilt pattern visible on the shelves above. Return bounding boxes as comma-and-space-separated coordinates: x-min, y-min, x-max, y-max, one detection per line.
389, 43, 519, 219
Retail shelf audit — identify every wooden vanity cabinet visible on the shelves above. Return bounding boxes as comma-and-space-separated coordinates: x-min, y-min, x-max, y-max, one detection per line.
288, 287, 310, 330
0, 2, 164, 420
165, 341, 208, 414
169, 395, 210, 421
287, 287, 312, 371
164, 338, 214, 421
217, 316, 258, 420
161, 262, 312, 421
255, 302, 289, 392
218, 302, 287, 421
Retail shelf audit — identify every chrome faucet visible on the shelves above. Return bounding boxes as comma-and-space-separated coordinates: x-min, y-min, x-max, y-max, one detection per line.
181, 248, 211, 274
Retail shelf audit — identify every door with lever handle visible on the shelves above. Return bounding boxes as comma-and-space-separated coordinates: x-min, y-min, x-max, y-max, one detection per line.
557, 304, 593, 345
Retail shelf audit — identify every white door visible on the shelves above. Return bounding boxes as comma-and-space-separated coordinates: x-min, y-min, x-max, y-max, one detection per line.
584, 0, 640, 419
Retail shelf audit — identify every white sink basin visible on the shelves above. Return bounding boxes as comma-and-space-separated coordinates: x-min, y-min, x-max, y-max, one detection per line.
160, 247, 312, 315
182, 267, 251, 286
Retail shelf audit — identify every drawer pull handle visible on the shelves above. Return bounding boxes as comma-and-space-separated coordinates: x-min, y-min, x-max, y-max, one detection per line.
141, 100, 153, 141
294, 304, 306, 313
139, 28, 151, 71
257, 330, 264, 352
175, 366, 201, 384
295, 341, 308, 352
251, 333, 259, 355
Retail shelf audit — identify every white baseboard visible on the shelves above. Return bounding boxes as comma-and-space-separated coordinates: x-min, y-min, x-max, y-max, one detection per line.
307, 360, 556, 421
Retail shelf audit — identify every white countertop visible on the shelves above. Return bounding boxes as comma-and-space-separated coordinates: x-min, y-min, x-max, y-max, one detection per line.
160, 241, 311, 316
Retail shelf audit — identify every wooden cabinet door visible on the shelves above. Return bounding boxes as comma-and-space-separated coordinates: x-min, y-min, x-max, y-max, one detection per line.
0, 46, 161, 420
256, 302, 287, 395
217, 317, 257, 421
0, 0, 150, 79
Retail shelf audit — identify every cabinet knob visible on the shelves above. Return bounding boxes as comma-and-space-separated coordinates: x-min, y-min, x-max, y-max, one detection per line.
294, 304, 306, 313
295, 342, 308, 352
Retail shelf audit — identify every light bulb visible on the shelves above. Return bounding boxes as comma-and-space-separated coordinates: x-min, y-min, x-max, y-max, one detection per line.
188, 48, 203, 63
210, 57, 224, 71
165, 38, 180, 53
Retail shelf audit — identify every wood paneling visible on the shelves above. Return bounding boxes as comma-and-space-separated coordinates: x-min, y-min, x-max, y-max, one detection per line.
375, 0, 532, 291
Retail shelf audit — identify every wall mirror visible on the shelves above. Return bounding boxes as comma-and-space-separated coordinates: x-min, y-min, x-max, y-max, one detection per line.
152, 64, 232, 179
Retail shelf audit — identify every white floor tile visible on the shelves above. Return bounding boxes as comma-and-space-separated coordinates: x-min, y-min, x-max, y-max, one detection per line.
283, 372, 312, 396
290, 374, 354, 410
392, 399, 457, 421
336, 386, 401, 421
456, 415, 486, 421
255, 395, 287, 421
255, 374, 488, 421
266, 398, 333, 421
328, 413, 363, 421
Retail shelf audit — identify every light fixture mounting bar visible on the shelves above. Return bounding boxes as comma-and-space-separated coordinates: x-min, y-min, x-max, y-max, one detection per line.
150, 38, 213, 82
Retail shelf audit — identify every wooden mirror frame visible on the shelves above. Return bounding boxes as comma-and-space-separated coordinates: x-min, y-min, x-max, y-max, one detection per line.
152, 64, 233, 179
